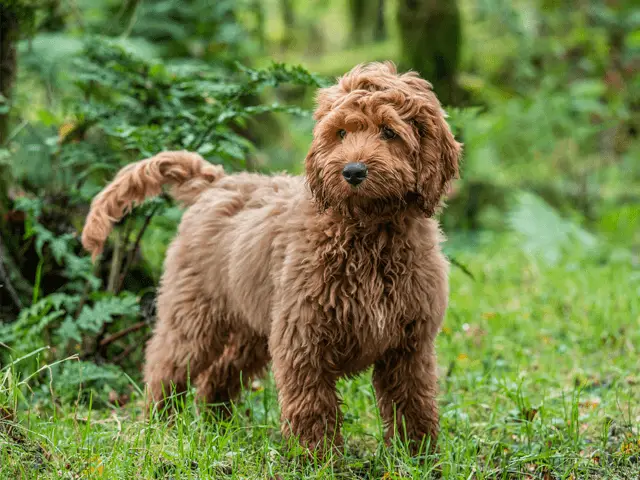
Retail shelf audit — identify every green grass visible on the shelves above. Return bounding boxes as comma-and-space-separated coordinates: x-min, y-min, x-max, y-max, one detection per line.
2, 235, 639, 479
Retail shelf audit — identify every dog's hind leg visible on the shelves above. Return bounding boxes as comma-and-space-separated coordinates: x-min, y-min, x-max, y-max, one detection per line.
194, 326, 270, 410
143, 281, 230, 412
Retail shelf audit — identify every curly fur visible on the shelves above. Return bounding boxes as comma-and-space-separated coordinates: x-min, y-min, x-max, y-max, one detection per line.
81, 61, 462, 453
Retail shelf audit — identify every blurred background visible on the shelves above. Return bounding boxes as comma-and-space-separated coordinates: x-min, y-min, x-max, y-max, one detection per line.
0, 0, 638, 405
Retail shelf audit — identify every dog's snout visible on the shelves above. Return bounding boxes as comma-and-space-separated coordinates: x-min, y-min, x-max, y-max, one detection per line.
342, 162, 368, 186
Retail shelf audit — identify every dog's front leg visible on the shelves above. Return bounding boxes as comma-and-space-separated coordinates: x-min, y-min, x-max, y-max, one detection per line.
372, 333, 439, 454
270, 333, 343, 453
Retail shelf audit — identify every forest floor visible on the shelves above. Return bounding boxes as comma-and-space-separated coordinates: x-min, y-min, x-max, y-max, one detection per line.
2, 235, 639, 479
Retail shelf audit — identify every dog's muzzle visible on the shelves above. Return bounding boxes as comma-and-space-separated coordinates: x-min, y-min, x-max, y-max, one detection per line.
342, 162, 368, 186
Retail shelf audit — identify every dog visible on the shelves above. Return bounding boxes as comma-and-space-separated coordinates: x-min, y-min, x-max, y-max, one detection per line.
81, 62, 461, 453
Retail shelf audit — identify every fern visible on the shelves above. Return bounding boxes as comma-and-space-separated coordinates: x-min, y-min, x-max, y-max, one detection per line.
0, 294, 79, 345
14, 197, 95, 288
60, 294, 140, 346
2, 33, 324, 402
67, 39, 324, 166
1, 290, 139, 373
508, 191, 597, 264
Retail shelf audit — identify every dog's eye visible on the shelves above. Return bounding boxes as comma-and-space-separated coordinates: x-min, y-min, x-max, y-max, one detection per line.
337, 129, 347, 140
381, 126, 397, 140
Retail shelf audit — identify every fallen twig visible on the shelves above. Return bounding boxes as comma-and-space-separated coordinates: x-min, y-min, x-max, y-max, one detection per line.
99, 320, 148, 347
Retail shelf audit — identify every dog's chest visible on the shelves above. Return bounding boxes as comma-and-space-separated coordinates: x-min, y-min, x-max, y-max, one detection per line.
309, 231, 421, 368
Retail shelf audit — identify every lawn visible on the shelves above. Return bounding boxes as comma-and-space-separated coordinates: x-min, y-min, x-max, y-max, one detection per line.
2, 234, 639, 479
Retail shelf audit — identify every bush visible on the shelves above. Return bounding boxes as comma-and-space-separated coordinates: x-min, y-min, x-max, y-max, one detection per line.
0, 38, 324, 400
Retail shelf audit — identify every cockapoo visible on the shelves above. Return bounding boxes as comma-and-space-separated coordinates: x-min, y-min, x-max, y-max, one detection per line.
82, 62, 462, 453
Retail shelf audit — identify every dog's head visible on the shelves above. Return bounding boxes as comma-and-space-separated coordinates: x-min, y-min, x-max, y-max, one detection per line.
305, 62, 461, 218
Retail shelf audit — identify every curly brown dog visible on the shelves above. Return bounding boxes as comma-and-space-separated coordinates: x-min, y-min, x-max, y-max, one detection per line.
81, 62, 461, 453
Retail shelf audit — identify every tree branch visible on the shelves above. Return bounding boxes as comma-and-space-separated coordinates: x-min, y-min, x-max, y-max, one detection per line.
99, 320, 148, 348
116, 204, 160, 294
107, 229, 124, 294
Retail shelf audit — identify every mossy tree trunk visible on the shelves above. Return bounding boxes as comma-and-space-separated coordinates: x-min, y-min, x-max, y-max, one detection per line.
0, 4, 19, 147
0, 4, 21, 313
348, 0, 368, 45
0, 2, 39, 313
374, 0, 386, 43
0, 3, 19, 227
39, 0, 65, 32
397, 0, 461, 105
253, 0, 266, 52
349, 0, 386, 45
280, 0, 295, 50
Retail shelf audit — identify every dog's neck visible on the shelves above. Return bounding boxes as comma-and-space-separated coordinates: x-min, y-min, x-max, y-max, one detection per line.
318, 202, 425, 238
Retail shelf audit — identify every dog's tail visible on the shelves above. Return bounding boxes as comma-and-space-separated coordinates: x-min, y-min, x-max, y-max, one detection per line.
81, 151, 224, 259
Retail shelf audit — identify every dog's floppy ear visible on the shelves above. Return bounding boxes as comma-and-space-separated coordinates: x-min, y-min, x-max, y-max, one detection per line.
413, 107, 462, 216
304, 140, 328, 211
306, 78, 350, 210
397, 72, 461, 215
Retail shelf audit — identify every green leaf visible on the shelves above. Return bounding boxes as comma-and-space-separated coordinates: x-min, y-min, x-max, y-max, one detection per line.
58, 316, 82, 344
73, 294, 140, 335
508, 191, 598, 263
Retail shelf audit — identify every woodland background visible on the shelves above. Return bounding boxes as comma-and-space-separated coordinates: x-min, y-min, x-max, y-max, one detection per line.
0, 1, 639, 478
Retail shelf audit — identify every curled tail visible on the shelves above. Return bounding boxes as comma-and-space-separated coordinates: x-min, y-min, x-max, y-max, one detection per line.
81, 150, 224, 259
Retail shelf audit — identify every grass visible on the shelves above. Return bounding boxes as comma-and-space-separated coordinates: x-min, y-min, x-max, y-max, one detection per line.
1, 234, 639, 479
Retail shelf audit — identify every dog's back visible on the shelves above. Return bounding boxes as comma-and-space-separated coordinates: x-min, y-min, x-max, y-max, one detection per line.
166, 172, 310, 335
80, 150, 313, 340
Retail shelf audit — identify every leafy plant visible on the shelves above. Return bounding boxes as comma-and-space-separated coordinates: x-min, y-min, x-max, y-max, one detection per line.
1, 38, 324, 401
508, 191, 597, 264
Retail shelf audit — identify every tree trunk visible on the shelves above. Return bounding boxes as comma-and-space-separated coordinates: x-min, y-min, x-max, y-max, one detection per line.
0, 3, 19, 228
280, 0, 295, 50
348, 0, 368, 45
0, 5, 29, 316
0, 4, 19, 146
39, 0, 66, 32
397, 0, 461, 105
374, 0, 386, 42
253, 0, 266, 52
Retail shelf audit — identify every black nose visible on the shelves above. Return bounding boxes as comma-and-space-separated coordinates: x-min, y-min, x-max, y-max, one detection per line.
342, 162, 368, 185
